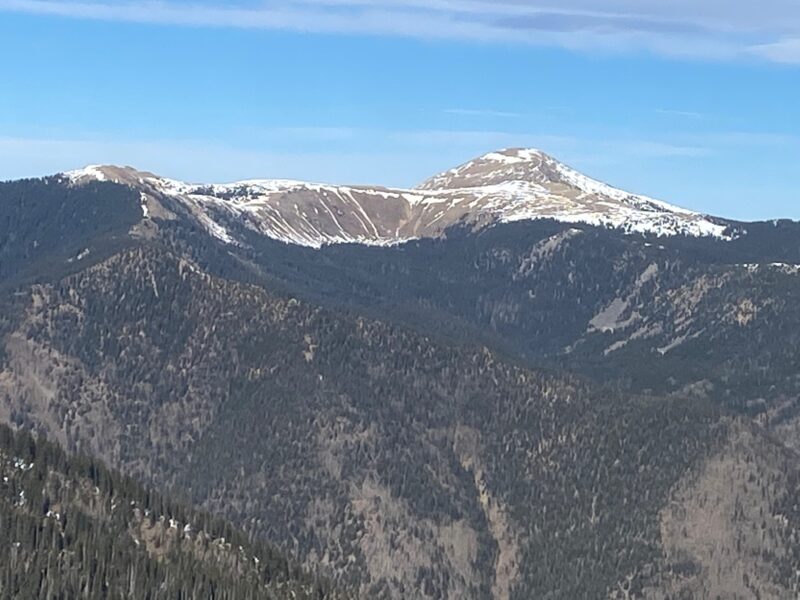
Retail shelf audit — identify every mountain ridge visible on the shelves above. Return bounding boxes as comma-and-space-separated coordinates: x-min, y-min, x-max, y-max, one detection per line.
60, 148, 731, 248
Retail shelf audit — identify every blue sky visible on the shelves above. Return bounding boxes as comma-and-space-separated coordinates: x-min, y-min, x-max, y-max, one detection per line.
0, 1, 798, 220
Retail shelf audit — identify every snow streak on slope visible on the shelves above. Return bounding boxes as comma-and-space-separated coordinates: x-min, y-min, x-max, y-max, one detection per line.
62, 149, 730, 248
63, 166, 418, 248
150, 179, 421, 248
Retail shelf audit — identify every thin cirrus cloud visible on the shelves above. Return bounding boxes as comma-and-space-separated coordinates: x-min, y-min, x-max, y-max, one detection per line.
655, 109, 704, 119
444, 108, 522, 118
0, 0, 799, 63
749, 37, 800, 64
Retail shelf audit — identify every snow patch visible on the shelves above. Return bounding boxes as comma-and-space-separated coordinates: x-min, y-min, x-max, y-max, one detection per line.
63, 165, 107, 184
140, 193, 150, 218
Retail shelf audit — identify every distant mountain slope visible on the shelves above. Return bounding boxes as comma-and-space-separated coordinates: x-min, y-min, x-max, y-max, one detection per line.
60, 148, 729, 248
0, 423, 342, 600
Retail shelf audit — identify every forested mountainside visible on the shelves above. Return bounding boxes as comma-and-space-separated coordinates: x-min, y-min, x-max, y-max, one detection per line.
204, 218, 800, 422
0, 177, 142, 288
2, 158, 800, 599
0, 423, 342, 599
2, 244, 800, 598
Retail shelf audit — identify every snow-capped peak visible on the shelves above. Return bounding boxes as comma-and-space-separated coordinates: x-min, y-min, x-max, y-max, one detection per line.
419, 147, 686, 210
415, 148, 728, 238
417, 148, 552, 191
58, 150, 731, 248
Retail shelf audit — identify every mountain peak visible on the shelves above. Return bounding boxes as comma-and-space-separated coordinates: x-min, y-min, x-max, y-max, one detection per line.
64, 164, 158, 186
416, 147, 657, 197
489, 147, 552, 161
417, 147, 557, 191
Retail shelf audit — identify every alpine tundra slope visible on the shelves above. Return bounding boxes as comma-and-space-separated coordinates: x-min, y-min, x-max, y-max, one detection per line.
64, 148, 730, 248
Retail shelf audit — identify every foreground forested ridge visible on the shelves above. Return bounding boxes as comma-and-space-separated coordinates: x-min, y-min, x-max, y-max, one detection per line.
0, 424, 344, 599
2, 166, 800, 598
4, 245, 800, 598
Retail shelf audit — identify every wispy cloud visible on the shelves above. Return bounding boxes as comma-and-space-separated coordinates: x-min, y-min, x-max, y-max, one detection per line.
681, 130, 800, 147
267, 126, 358, 142
1, 0, 799, 63
444, 108, 521, 118
749, 38, 800, 64
655, 108, 704, 119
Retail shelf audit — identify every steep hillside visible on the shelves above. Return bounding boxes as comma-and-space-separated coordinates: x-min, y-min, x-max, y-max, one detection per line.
0, 423, 343, 599
2, 160, 800, 599
198, 217, 800, 417
0, 243, 776, 599
0, 177, 142, 288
